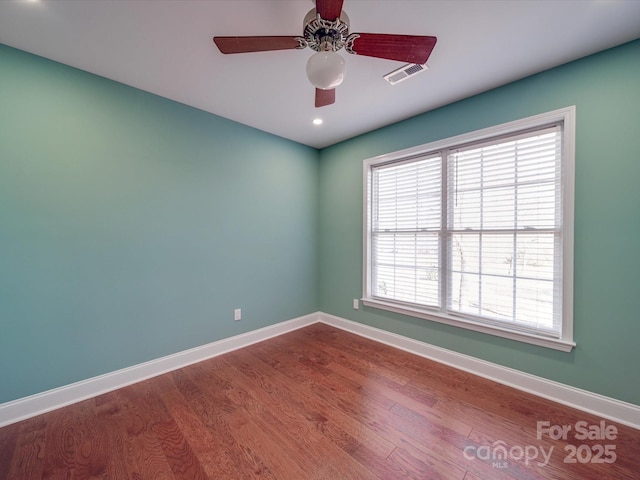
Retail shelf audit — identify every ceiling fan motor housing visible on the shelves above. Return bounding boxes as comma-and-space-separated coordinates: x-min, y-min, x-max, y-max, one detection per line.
302, 8, 351, 52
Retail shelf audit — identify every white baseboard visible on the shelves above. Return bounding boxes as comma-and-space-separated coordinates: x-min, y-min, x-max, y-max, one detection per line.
0, 312, 319, 428
2, 311, 638, 430
319, 312, 640, 430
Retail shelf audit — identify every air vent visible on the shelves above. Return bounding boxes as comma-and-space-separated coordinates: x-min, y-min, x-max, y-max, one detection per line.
383, 63, 428, 85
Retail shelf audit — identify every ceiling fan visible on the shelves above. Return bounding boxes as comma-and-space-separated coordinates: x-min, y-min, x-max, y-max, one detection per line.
213, 0, 437, 108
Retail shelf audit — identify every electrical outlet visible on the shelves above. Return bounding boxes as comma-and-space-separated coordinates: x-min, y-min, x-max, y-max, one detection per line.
353, 299, 360, 310
234, 308, 242, 321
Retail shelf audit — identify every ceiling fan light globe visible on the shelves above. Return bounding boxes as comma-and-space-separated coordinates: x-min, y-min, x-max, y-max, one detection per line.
306, 51, 346, 90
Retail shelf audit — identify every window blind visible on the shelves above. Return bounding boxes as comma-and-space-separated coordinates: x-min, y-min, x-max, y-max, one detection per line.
369, 125, 564, 338
447, 126, 562, 336
371, 155, 442, 307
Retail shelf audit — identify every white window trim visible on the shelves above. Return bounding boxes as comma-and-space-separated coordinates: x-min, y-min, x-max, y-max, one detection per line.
362, 107, 576, 352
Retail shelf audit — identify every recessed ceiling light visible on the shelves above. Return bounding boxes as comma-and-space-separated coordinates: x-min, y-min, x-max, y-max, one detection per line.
312, 118, 323, 126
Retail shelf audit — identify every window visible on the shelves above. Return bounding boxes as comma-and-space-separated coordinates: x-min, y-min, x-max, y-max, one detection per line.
363, 107, 575, 351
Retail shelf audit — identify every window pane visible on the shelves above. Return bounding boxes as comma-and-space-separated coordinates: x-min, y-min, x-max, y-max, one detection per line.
481, 233, 515, 276
480, 275, 514, 320
451, 233, 480, 273
449, 129, 561, 232
515, 278, 554, 329
372, 232, 439, 306
450, 271, 479, 315
483, 186, 516, 230
517, 182, 558, 229
515, 233, 556, 281
450, 189, 481, 230
449, 231, 558, 326
373, 156, 441, 231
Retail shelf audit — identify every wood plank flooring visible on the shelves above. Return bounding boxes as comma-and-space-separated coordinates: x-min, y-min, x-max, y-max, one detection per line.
1, 323, 638, 479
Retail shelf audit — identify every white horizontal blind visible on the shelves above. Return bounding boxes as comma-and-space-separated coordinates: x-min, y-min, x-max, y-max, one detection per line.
369, 124, 564, 338
371, 155, 442, 307
447, 126, 563, 336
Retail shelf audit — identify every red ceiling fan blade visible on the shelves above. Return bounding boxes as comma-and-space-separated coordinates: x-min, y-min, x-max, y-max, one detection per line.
347, 33, 437, 64
213, 36, 303, 54
315, 88, 335, 108
316, 0, 344, 21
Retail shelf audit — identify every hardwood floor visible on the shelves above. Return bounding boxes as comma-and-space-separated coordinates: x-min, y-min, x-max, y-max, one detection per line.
1, 323, 638, 479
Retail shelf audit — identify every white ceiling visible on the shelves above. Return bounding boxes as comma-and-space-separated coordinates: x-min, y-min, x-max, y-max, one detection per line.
1, 0, 639, 149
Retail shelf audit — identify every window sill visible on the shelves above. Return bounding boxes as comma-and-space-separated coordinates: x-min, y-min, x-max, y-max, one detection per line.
361, 298, 575, 352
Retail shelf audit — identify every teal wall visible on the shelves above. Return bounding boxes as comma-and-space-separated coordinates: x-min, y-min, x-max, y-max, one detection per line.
318, 39, 640, 405
2, 39, 639, 408
0, 44, 319, 403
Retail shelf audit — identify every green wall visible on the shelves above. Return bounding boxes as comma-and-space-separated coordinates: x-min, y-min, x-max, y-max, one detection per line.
0, 44, 319, 404
318, 39, 640, 405
2, 39, 639, 408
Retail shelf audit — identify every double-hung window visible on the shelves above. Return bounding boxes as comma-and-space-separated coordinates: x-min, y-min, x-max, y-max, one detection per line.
363, 107, 575, 351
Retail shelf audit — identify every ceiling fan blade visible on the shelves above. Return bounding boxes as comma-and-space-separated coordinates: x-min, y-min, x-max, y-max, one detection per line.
347, 33, 437, 64
315, 88, 335, 108
213, 36, 303, 54
316, 0, 344, 21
